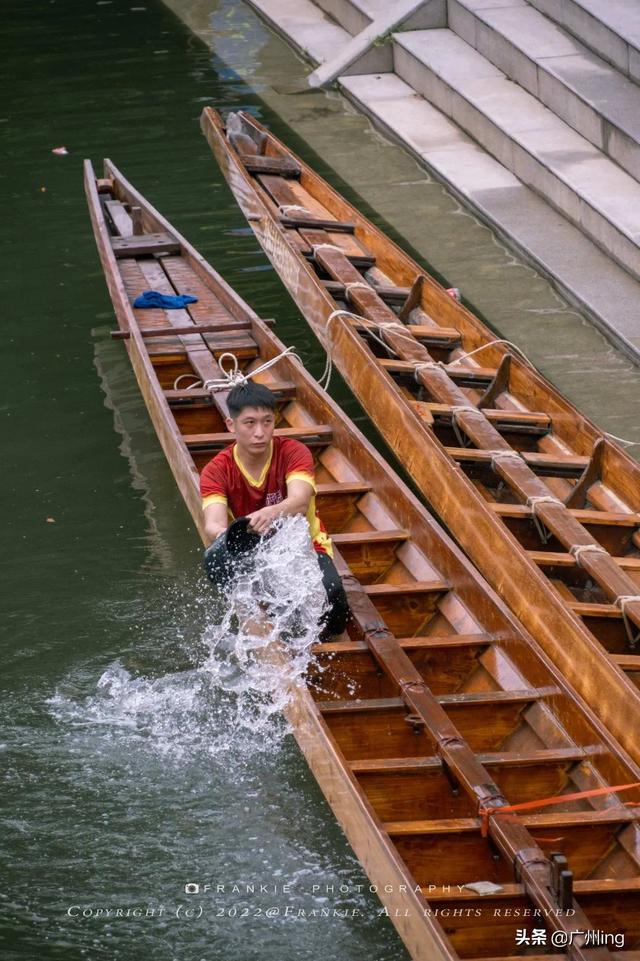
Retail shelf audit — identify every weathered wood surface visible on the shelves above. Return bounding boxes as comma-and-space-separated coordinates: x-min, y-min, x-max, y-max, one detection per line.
201, 108, 640, 768
86, 158, 640, 961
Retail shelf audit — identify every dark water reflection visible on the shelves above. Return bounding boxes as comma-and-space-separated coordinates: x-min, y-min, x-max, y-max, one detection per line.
1, 2, 408, 958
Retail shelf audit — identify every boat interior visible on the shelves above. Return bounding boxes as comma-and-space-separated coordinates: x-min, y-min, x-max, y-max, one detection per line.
211, 109, 640, 690
89, 160, 640, 958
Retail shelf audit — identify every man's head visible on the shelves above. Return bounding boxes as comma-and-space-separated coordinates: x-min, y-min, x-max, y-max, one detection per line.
225, 381, 277, 456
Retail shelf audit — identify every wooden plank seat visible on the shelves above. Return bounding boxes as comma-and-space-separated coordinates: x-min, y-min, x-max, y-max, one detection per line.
351, 319, 462, 351
362, 579, 450, 636
324, 280, 412, 304
280, 216, 355, 233
319, 689, 556, 754
447, 447, 590, 478
304, 248, 376, 270
528, 550, 640, 573
239, 153, 301, 177
384, 809, 635, 885
352, 748, 592, 822
314, 481, 372, 530
164, 379, 297, 404
307, 633, 498, 699
111, 232, 180, 257
104, 198, 133, 235
330, 529, 410, 583
380, 357, 502, 387
429, 404, 551, 435
113, 320, 255, 339
182, 424, 333, 449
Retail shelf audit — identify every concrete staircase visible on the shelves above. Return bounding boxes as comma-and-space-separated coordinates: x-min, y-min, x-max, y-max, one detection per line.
242, 0, 640, 359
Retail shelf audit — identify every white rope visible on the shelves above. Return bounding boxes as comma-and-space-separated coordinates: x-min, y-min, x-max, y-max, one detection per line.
615, 595, 640, 612
414, 360, 446, 380
570, 543, 608, 564
604, 430, 640, 448
450, 404, 481, 446
447, 338, 536, 369
197, 347, 301, 393
312, 243, 344, 255
343, 281, 372, 296
279, 204, 309, 216
615, 594, 640, 647
173, 373, 203, 390
526, 494, 562, 544
489, 449, 523, 470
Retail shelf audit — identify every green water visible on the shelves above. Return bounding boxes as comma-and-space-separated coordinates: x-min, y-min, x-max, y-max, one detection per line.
1, 2, 409, 959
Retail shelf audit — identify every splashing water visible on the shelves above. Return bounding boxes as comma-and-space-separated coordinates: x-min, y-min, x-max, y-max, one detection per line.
202, 514, 329, 729
48, 516, 329, 762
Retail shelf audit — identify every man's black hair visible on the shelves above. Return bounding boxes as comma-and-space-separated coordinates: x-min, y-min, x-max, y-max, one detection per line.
227, 381, 277, 418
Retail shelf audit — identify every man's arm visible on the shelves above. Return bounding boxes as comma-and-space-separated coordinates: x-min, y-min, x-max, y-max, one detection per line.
247, 478, 313, 534
203, 501, 230, 543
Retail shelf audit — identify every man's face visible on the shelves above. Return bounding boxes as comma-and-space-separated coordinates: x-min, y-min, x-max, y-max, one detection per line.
227, 405, 275, 456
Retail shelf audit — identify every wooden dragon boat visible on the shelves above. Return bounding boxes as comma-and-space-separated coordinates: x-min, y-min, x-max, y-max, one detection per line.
201, 108, 640, 767
84, 157, 640, 961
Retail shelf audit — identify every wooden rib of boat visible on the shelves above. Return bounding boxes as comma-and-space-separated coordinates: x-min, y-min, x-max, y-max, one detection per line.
201, 108, 640, 767
85, 158, 640, 961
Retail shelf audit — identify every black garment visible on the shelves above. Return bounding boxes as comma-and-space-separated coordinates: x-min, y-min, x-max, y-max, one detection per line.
203, 536, 349, 639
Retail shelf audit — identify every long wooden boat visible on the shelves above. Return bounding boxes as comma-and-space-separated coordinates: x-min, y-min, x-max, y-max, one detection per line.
202, 108, 640, 767
84, 158, 640, 961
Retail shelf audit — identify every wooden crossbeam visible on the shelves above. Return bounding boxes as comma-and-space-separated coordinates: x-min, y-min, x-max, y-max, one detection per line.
183, 424, 333, 448
240, 153, 301, 177
111, 232, 180, 257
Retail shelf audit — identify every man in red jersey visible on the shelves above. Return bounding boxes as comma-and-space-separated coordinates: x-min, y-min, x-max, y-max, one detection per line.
200, 381, 349, 638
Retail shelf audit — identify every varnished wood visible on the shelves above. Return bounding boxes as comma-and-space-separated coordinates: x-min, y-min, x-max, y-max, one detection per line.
201, 107, 640, 766
88, 155, 640, 961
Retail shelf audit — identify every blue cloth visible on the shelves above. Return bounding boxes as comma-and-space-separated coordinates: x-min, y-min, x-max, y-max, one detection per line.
133, 290, 198, 309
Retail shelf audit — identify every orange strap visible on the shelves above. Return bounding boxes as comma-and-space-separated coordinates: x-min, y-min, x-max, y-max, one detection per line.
479, 782, 640, 837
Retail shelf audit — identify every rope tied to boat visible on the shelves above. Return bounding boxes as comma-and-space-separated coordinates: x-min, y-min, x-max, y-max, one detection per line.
488, 449, 523, 471
479, 782, 640, 838
172, 347, 301, 393
614, 595, 640, 648
450, 404, 482, 447
526, 494, 563, 544
413, 360, 447, 380
279, 204, 309, 216
343, 281, 372, 296
312, 243, 344, 255
569, 543, 608, 565
447, 338, 536, 369
319, 308, 420, 389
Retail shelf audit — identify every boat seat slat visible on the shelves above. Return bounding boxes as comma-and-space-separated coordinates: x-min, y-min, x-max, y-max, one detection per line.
104, 198, 133, 236
331, 529, 409, 546
384, 807, 639, 835
448, 447, 590, 478
492, 502, 640, 528
317, 688, 551, 713
281, 217, 355, 233
350, 747, 589, 774
240, 154, 301, 177
183, 425, 333, 448
111, 232, 180, 257
363, 580, 449, 597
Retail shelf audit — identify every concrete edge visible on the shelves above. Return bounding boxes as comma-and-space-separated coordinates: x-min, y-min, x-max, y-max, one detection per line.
307, 0, 445, 88
339, 77, 640, 368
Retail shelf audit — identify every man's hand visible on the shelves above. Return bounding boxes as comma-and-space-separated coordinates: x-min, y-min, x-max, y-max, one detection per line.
247, 505, 280, 535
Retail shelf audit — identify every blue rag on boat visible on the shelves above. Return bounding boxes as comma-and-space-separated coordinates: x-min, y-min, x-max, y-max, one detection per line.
133, 290, 198, 309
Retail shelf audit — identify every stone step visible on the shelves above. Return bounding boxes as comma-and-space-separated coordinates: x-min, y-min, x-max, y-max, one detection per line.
448, 0, 640, 182
393, 28, 640, 282
247, 0, 352, 64
340, 71, 640, 359
528, 0, 640, 84
314, 0, 388, 37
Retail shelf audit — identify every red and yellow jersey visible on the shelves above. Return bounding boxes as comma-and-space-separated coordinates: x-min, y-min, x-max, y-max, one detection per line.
199, 437, 332, 557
